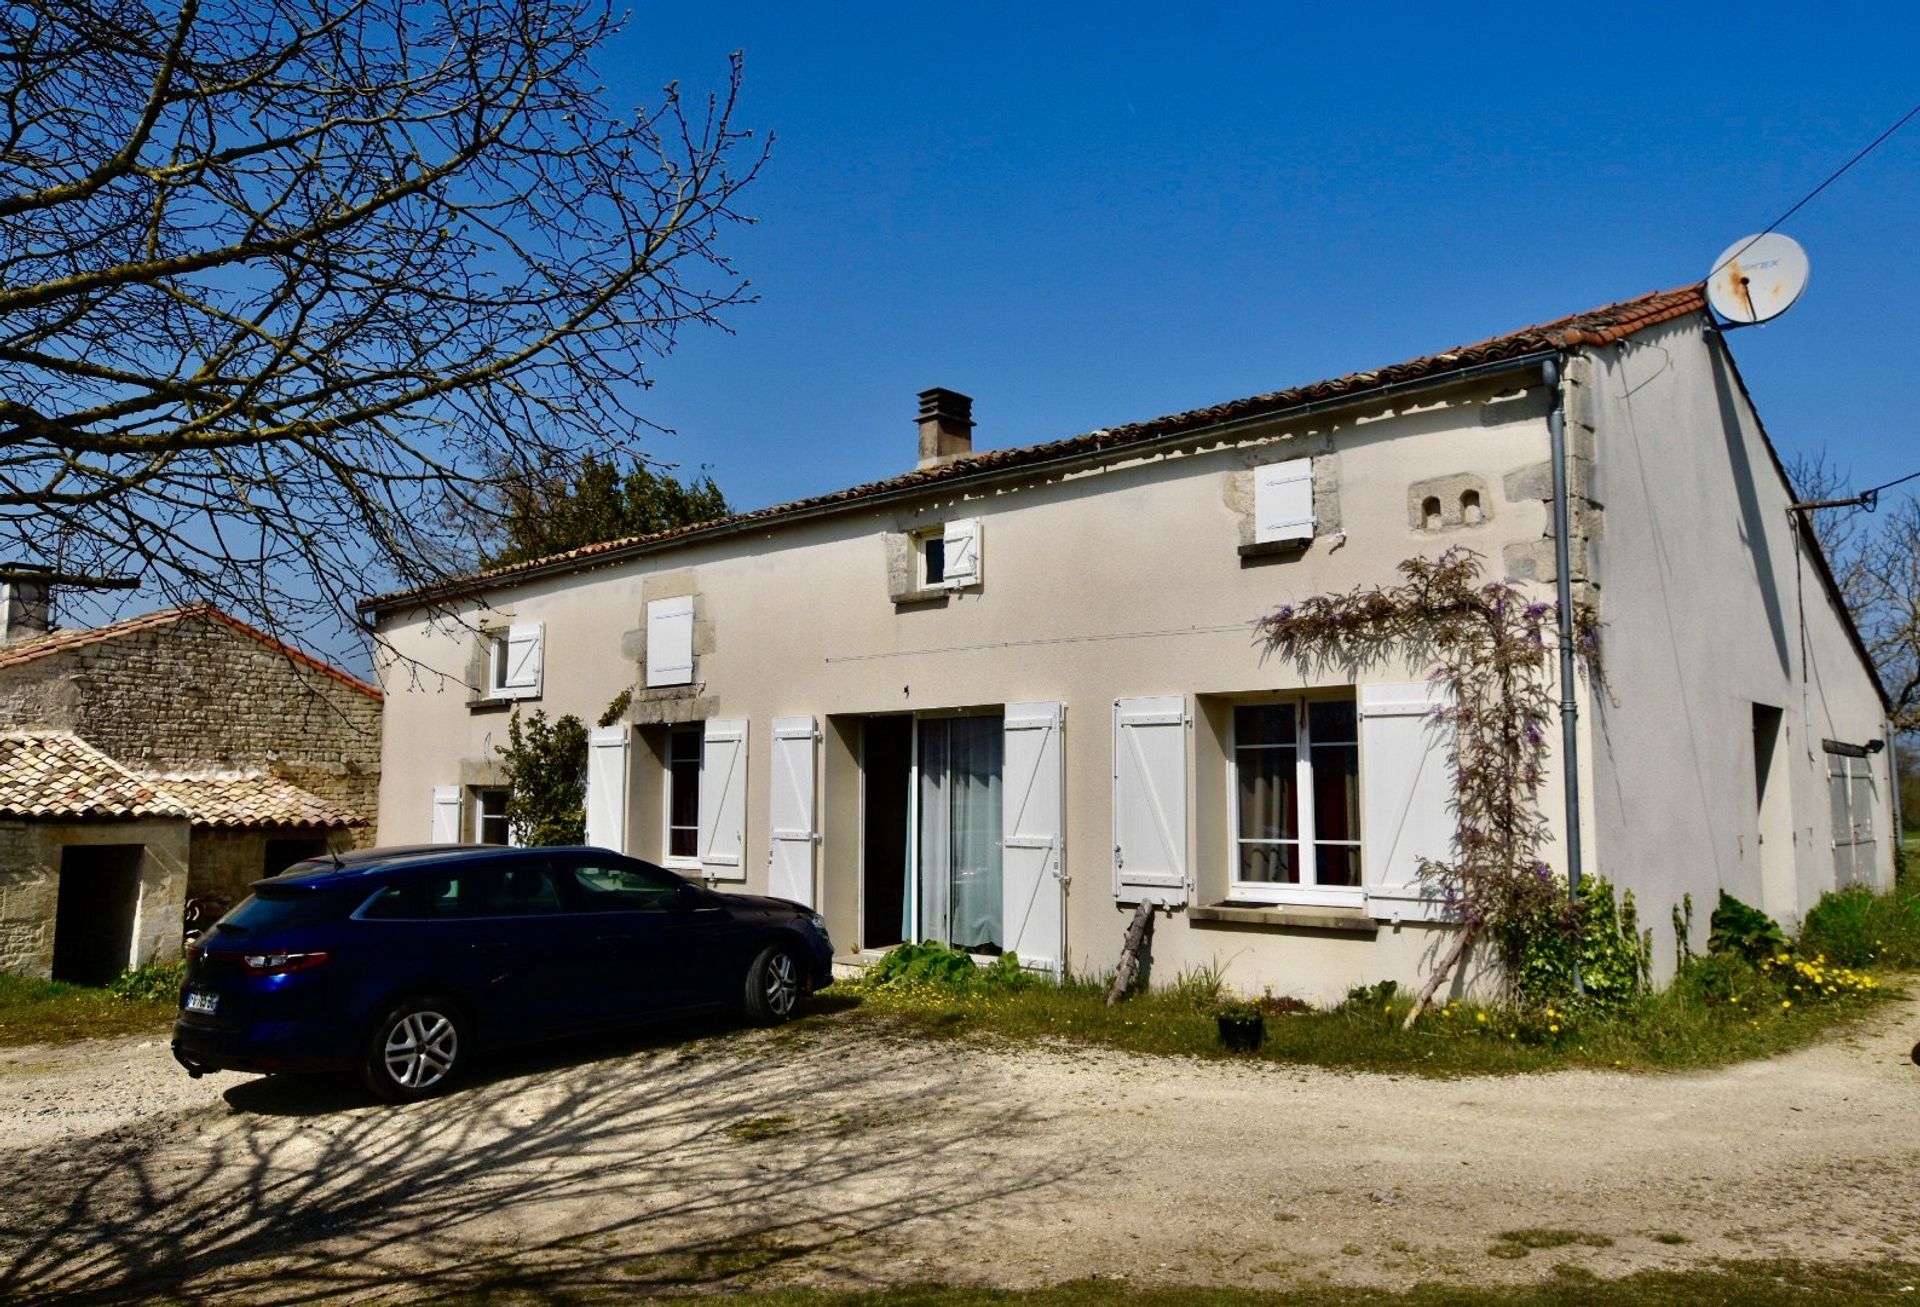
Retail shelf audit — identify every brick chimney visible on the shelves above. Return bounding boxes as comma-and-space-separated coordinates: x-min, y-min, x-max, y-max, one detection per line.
916, 388, 974, 470
0, 579, 49, 644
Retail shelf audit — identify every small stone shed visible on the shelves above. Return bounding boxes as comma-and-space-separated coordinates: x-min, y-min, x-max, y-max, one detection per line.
0, 605, 380, 981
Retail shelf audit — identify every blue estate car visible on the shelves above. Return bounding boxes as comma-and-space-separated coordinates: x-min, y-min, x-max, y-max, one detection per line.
172, 845, 834, 1100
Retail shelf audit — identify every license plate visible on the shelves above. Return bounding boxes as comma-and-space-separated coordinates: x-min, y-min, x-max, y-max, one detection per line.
184, 990, 219, 1015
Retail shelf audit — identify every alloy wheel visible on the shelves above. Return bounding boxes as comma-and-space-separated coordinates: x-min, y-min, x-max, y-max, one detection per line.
383, 1009, 458, 1090
763, 952, 798, 1018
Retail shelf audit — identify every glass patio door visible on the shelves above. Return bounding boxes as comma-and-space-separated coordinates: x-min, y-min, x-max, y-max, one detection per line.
915, 715, 1004, 952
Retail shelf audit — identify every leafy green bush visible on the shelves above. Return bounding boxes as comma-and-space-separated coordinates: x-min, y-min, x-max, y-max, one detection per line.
1707, 891, 1787, 964
1799, 884, 1920, 968
1505, 875, 1649, 1010
859, 941, 1030, 992
108, 959, 185, 1003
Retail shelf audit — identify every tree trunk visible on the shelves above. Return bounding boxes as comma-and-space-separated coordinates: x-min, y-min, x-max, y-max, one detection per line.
1106, 902, 1156, 1005
1403, 923, 1478, 1029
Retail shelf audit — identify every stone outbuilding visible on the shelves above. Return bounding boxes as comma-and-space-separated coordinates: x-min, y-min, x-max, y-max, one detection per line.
0, 603, 380, 981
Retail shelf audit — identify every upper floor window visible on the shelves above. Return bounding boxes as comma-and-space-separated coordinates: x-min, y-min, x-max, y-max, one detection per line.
486, 622, 544, 699
1232, 697, 1360, 903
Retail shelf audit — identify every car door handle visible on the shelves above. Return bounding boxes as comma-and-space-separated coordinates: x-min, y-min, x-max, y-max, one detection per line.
595, 933, 634, 946
470, 941, 510, 957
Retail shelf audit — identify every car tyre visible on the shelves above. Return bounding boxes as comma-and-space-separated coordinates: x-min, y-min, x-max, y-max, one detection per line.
362, 996, 467, 1101
743, 944, 804, 1026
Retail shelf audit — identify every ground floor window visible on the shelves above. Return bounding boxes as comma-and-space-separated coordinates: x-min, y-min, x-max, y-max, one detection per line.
473, 787, 511, 845
1232, 696, 1360, 901
666, 724, 703, 862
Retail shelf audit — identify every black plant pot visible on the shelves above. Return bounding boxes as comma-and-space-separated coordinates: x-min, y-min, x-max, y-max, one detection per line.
1216, 1012, 1266, 1053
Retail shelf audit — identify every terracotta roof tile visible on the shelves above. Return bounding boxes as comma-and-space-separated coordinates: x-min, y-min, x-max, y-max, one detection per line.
151, 772, 361, 830
0, 732, 190, 820
362, 284, 1708, 613
0, 604, 380, 700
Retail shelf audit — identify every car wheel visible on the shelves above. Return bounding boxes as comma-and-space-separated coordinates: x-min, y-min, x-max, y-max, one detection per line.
743, 944, 804, 1026
362, 997, 466, 1101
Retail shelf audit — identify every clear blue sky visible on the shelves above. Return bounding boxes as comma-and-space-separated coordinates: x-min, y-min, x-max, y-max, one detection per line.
607, 1, 1920, 513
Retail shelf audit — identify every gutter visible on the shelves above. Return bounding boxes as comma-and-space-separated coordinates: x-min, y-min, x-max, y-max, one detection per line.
1543, 356, 1587, 990
363, 349, 1558, 618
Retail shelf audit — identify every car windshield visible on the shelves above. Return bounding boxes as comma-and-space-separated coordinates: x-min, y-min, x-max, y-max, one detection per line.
209, 883, 364, 937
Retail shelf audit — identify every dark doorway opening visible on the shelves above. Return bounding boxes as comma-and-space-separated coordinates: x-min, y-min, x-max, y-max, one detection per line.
53, 844, 143, 985
264, 837, 330, 877
862, 716, 912, 950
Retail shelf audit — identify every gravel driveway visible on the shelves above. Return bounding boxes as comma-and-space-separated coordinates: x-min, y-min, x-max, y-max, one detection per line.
3, 993, 1919, 1303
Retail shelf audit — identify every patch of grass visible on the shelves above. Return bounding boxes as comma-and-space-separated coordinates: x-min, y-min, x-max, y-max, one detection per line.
0, 971, 176, 1048
833, 953, 1895, 1077
1799, 883, 1920, 969
545, 1258, 1920, 1304
1651, 1232, 1690, 1246
725, 1114, 797, 1143
1493, 1228, 1613, 1250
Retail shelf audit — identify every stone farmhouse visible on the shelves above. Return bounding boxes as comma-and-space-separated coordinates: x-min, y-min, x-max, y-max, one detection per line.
362, 286, 1892, 1001
0, 600, 381, 981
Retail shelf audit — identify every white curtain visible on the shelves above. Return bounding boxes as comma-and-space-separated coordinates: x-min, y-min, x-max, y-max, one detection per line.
918, 716, 1004, 951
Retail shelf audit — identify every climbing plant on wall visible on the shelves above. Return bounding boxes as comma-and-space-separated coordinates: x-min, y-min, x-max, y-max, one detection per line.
1255, 547, 1599, 1022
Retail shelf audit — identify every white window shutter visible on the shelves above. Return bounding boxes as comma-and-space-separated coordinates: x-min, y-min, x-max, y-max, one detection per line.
430, 786, 462, 843
647, 596, 695, 687
1359, 681, 1456, 922
1003, 702, 1065, 974
699, 718, 748, 881
942, 517, 981, 587
768, 716, 819, 907
1254, 458, 1315, 544
1113, 695, 1188, 905
498, 622, 544, 698
585, 725, 630, 852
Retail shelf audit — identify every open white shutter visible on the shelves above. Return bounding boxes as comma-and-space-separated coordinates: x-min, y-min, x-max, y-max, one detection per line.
496, 622, 543, 697
1113, 695, 1188, 905
430, 786, 462, 843
768, 716, 819, 906
585, 725, 629, 852
647, 596, 695, 687
1003, 702, 1065, 974
1254, 458, 1315, 544
942, 518, 981, 587
699, 718, 748, 881
1359, 681, 1455, 922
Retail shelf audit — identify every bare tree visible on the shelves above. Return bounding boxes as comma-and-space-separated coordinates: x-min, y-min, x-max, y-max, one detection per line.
0, 0, 763, 642
1789, 452, 1920, 732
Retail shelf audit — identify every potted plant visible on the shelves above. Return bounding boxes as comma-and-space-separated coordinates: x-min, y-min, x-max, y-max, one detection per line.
1213, 996, 1266, 1052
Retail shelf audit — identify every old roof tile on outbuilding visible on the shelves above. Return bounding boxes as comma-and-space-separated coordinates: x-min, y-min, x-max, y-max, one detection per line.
0, 732, 190, 820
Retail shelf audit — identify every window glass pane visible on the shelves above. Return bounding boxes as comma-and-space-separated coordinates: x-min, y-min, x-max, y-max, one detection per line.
1234, 704, 1295, 747
571, 861, 684, 911
1238, 844, 1297, 884
1311, 742, 1359, 843
667, 728, 702, 859
1314, 845, 1362, 887
359, 882, 424, 919
476, 788, 510, 845
424, 865, 563, 917
1236, 745, 1297, 841
1309, 699, 1357, 744
923, 536, 946, 585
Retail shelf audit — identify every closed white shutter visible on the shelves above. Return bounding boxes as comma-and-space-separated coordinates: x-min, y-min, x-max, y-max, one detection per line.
942, 517, 981, 587
1113, 695, 1188, 905
585, 725, 630, 852
1359, 681, 1455, 922
1254, 458, 1315, 544
699, 718, 748, 881
497, 622, 544, 698
647, 596, 695, 687
1003, 701, 1065, 973
430, 786, 462, 843
768, 716, 819, 906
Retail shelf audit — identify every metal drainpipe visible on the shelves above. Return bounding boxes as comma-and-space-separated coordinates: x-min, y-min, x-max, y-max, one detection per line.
1887, 719, 1904, 883
1544, 357, 1586, 993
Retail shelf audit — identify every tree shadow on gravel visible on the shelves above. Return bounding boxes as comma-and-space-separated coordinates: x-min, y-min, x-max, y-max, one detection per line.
0, 1011, 1081, 1304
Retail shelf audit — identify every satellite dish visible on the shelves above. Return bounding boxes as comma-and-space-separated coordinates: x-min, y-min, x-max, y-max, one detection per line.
1706, 232, 1809, 324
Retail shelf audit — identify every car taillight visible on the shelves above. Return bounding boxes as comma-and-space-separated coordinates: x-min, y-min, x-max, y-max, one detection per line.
241, 951, 330, 975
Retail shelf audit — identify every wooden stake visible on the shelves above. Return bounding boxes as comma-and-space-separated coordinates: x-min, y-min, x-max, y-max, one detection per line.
1107, 901, 1156, 1005
1402, 923, 1478, 1029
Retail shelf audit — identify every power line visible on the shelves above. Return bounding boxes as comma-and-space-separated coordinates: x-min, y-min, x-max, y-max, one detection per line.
1712, 98, 1920, 279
